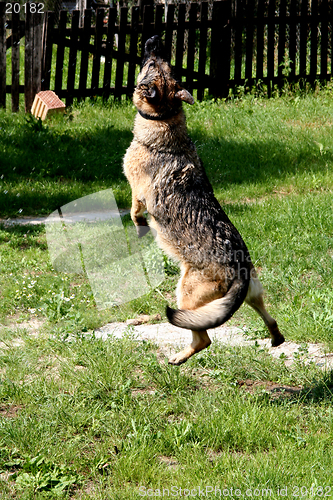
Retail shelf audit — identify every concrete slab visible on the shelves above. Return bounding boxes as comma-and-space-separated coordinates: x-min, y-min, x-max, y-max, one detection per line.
0, 209, 130, 227
95, 321, 333, 370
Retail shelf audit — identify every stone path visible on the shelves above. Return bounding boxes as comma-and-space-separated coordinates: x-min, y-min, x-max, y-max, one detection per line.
0, 210, 130, 226
96, 320, 333, 369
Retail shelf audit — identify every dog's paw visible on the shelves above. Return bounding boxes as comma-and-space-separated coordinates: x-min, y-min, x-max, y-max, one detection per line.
271, 334, 285, 347
168, 353, 188, 366
168, 347, 194, 366
136, 225, 150, 238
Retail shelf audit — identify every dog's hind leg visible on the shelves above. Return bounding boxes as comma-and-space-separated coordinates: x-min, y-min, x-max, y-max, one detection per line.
245, 273, 285, 347
168, 329, 211, 366
168, 266, 214, 366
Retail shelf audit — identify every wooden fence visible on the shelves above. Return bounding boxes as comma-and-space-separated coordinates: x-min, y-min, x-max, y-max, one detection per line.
1, 0, 333, 112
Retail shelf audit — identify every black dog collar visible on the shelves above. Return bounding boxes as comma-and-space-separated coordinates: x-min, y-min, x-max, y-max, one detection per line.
138, 108, 181, 121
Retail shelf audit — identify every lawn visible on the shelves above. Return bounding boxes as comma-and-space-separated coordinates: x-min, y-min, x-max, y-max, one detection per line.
0, 88, 333, 498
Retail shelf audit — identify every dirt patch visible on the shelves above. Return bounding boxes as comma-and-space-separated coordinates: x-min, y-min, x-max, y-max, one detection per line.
238, 379, 302, 398
158, 456, 179, 470
131, 388, 156, 396
14, 318, 44, 332
1, 317, 44, 334
0, 404, 22, 418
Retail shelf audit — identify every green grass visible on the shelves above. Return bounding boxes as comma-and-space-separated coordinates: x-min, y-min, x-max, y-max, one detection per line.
0, 330, 333, 498
1, 89, 333, 497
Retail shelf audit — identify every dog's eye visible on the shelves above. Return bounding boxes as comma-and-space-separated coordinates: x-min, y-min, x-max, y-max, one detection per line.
147, 61, 155, 70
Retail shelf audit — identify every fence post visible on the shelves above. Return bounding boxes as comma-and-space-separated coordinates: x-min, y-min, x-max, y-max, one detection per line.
25, 9, 43, 112
79, 8, 92, 101
267, 0, 276, 97
197, 1, 208, 101
54, 10, 67, 99
310, 0, 319, 85
67, 9, 80, 106
186, 2, 198, 96
115, 7, 128, 99
299, 0, 308, 82
174, 3, 186, 82
277, 0, 287, 88
42, 11, 55, 91
11, 11, 20, 112
320, 0, 329, 80
0, 2, 6, 109
91, 8, 105, 97
210, 0, 231, 99
127, 6, 139, 98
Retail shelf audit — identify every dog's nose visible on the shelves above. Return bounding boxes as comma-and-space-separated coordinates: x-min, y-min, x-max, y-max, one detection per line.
147, 35, 159, 44
145, 35, 160, 54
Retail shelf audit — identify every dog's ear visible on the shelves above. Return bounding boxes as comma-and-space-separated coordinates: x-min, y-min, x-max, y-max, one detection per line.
175, 89, 195, 105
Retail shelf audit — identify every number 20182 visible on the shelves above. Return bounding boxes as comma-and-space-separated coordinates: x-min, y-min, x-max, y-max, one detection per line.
6, 3, 44, 14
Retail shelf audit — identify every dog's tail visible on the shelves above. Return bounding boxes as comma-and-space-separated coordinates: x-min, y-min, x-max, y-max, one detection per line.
166, 278, 249, 331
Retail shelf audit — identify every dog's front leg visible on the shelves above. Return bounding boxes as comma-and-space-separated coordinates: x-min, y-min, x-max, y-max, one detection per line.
131, 196, 150, 238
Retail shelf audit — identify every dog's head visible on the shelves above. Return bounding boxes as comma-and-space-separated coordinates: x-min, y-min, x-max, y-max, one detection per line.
133, 35, 194, 120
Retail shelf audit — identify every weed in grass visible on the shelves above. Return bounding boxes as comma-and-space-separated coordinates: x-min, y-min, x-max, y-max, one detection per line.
0, 448, 81, 496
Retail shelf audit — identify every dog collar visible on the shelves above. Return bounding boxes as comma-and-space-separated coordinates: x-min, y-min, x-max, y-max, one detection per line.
138, 108, 181, 121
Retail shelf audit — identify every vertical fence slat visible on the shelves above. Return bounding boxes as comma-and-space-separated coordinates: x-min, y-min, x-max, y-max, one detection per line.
234, 0, 244, 86
0, 2, 5, 109
91, 8, 105, 94
267, 0, 276, 96
288, 0, 297, 80
320, 0, 328, 80
277, 0, 287, 87
42, 11, 55, 91
310, 0, 318, 83
186, 2, 198, 95
154, 3, 163, 39
245, 0, 255, 88
164, 3, 174, 63
114, 7, 127, 99
174, 3, 186, 82
11, 11, 20, 112
103, 7, 117, 98
32, 13, 43, 99
197, 1, 208, 101
127, 6, 139, 98
331, 0, 333, 76
25, 10, 42, 111
67, 10, 80, 106
256, 0, 265, 84
299, 0, 308, 80
141, 4, 154, 58
79, 8, 92, 101
54, 10, 67, 98
210, 0, 231, 98
25, 10, 43, 111
25, 7, 33, 111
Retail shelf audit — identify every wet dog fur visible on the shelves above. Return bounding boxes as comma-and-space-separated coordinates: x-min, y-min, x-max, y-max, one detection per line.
123, 36, 285, 365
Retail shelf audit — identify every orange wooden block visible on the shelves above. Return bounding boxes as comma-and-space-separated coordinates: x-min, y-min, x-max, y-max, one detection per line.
31, 91, 66, 120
